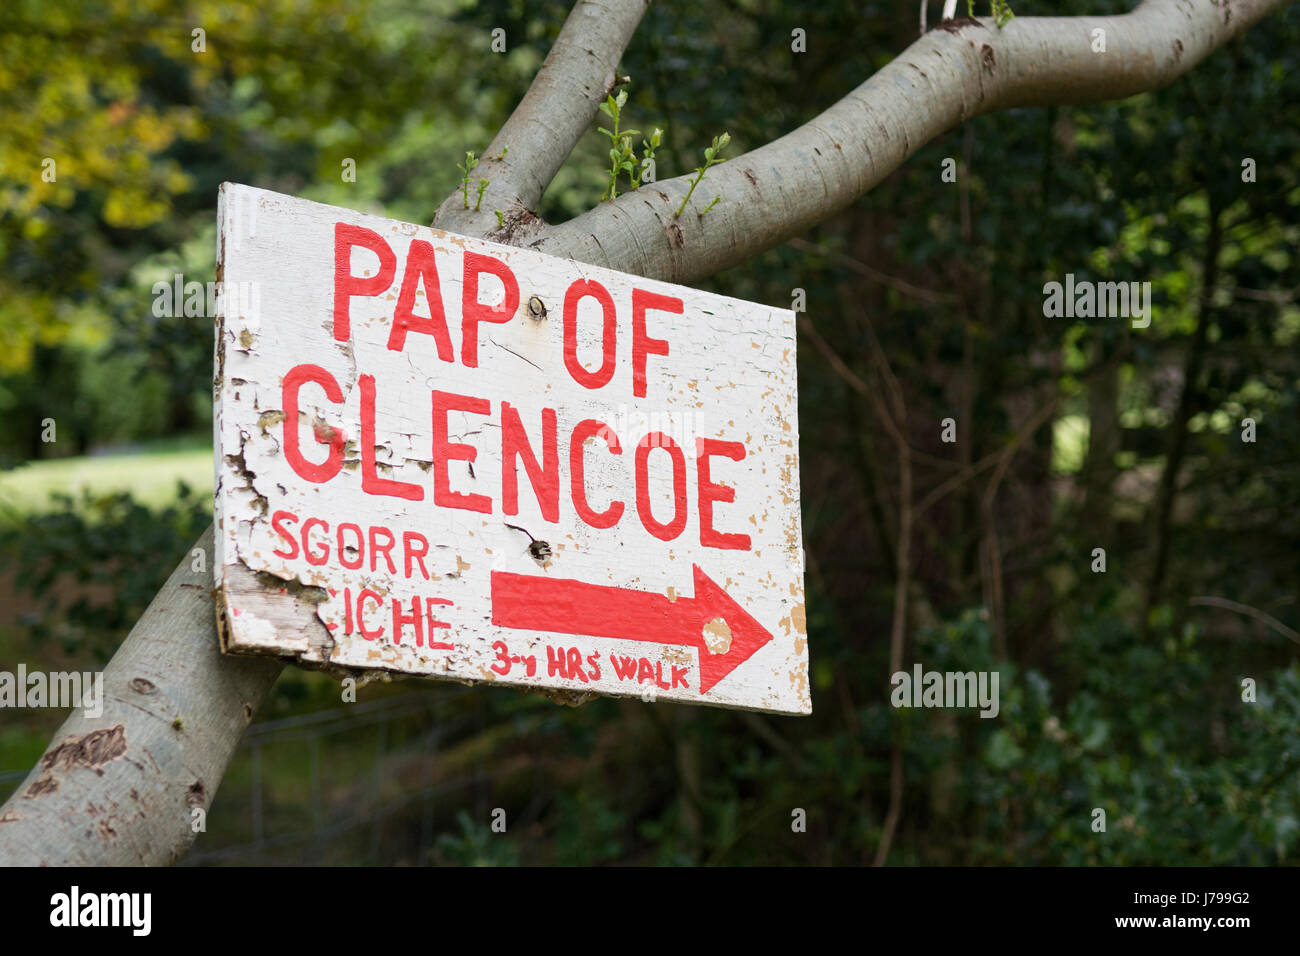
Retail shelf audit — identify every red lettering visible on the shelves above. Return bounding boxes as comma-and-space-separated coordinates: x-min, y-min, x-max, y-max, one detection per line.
426, 597, 453, 650
369, 526, 397, 574
337, 523, 364, 570
432, 390, 492, 514
562, 279, 617, 389
357, 589, 384, 640
611, 655, 638, 681
271, 510, 299, 559
491, 640, 511, 675
635, 433, 687, 541
392, 596, 423, 646
696, 438, 751, 551
631, 288, 680, 398
546, 645, 568, 679
502, 402, 559, 523
403, 531, 430, 580
570, 419, 624, 530
282, 365, 344, 483
360, 374, 424, 501
389, 239, 454, 359
566, 647, 588, 683
461, 251, 520, 367
334, 223, 396, 341
302, 517, 329, 566
653, 661, 671, 690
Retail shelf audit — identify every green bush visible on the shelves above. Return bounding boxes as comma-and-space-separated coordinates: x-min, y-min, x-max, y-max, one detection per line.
0, 483, 209, 661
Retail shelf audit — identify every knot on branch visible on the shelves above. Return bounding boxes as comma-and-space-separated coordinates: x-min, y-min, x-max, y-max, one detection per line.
487, 204, 546, 246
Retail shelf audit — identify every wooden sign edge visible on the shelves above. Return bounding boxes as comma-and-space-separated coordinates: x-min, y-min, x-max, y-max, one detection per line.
211, 182, 812, 716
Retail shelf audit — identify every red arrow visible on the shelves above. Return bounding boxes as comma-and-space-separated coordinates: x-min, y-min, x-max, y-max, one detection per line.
490, 566, 773, 694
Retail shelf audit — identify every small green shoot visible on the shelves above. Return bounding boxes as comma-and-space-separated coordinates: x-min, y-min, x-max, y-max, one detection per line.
967, 1, 1015, 27
675, 132, 730, 218
598, 89, 641, 201
631, 128, 662, 189
474, 177, 489, 212
457, 151, 479, 209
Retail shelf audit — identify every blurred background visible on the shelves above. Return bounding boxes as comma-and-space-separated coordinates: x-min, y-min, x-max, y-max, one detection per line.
1, 0, 1297, 864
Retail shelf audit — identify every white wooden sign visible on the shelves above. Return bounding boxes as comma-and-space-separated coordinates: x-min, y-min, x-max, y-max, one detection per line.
214, 183, 808, 714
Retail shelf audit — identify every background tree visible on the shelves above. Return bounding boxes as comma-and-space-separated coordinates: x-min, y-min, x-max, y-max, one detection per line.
0, 0, 1297, 865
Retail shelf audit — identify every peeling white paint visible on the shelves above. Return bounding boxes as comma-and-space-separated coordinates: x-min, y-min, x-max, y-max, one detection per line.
214, 184, 809, 715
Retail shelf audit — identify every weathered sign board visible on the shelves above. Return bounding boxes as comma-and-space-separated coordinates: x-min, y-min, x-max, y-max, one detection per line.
214, 183, 808, 714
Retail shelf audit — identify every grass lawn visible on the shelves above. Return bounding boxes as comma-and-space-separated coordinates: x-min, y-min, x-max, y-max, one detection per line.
0, 436, 214, 518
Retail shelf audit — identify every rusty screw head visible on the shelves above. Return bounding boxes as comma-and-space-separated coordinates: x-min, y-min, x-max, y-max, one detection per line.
527, 295, 547, 320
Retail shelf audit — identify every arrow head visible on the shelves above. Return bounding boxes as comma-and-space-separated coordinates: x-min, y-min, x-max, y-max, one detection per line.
690, 565, 774, 694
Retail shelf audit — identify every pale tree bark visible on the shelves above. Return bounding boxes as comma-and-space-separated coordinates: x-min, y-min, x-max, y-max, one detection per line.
529, 0, 1288, 283
433, 0, 650, 240
0, 528, 281, 864
0, 0, 1289, 865
0, 0, 655, 869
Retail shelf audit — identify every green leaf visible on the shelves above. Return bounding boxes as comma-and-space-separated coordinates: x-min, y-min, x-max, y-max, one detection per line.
987, 729, 1024, 769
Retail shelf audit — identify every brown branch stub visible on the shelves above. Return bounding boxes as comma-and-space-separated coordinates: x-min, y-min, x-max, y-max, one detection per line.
939, 16, 983, 33
485, 203, 546, 246
25, 776, 59, 799
41, 726, 128, 775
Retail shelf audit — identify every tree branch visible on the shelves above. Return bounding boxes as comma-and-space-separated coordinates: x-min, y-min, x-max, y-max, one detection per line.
0, 528, 283, 865
0, 0, 657, 865
432, 0, 650, 238
531, 0, 1289, 282
2, 0, 1288, 866
788, 237, 960, 305
1189, 596, 1300, 646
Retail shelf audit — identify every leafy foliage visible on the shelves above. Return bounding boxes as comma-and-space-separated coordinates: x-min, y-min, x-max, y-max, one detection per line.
457, 151, 480, 209
1, 0, 1298, 866
598, 88, 642, 202
0, 483, 208, 661
434, 810, 520, 866
675, 132, 730, 218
